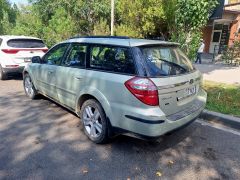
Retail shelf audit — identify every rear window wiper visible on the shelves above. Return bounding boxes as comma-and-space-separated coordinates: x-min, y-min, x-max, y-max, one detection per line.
155, 58, 188, 72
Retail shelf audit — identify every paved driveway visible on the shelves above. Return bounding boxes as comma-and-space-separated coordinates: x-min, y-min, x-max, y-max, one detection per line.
0, 77, 240, 179
195, 64, 240, 85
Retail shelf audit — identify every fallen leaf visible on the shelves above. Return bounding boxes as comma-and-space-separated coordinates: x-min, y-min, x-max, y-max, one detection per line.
168, 160, 174, 165
156, 171, 162, 177
82, 170, 88, 174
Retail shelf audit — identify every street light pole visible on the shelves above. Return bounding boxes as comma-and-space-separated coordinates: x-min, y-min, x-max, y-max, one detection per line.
111, 0, 114, 36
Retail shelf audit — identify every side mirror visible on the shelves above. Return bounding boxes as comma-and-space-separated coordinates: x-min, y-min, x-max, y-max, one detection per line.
31, 56, 42, 64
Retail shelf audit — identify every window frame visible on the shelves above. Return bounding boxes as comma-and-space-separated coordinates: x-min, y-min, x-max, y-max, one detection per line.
86, 44, 138, 76
41, 43, 70, 66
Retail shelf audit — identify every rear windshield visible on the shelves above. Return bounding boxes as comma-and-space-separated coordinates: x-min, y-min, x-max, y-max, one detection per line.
140, 46, 195, 77
7, 39, 45, 48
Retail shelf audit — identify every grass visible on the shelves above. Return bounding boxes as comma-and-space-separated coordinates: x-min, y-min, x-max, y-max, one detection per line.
203, 81, 240, 117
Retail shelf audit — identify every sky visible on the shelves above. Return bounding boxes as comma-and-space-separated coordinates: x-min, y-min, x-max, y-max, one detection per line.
10, 0, 28, 5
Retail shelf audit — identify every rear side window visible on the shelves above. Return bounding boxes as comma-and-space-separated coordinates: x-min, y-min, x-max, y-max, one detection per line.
89, 45, 136, 74
7, 39, 45, 48
0, 38, 2, 47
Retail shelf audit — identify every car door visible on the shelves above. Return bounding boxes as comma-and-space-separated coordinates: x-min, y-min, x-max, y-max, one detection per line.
55, 43, 87, 109
37, 43, 69, 100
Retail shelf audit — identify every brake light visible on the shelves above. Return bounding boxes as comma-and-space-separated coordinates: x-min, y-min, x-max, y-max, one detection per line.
1, 48, 48, 54
42, 49, 48, 53
6, 65, 19, 68
2, 49, 19, 54
125, 77, 159, 106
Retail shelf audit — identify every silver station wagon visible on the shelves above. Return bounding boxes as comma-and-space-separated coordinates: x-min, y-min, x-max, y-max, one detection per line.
23, 36, 207, 143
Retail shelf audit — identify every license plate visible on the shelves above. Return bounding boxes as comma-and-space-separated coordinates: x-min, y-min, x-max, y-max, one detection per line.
185, 86, 196, 97
177, 86, 196, 101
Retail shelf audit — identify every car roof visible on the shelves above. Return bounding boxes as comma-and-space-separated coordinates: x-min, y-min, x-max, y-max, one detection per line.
0, 35, 42, 40
64, 36, 179, 47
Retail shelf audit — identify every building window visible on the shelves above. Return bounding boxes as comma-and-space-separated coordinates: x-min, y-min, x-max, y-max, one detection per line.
213, 32, 221, 43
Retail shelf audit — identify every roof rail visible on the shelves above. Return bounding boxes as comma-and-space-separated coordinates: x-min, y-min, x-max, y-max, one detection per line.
69, 35, 130, 39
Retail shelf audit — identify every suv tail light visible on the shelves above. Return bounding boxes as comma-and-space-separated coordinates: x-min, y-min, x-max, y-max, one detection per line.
2, 48, 48, 54
124, 77, 159, 106
42, 49, 48, 53
2, 49, 19, 54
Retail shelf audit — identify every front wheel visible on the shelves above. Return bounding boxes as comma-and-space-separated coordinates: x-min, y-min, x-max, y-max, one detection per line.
80, 99, 109, 144
23, 74, 38, 99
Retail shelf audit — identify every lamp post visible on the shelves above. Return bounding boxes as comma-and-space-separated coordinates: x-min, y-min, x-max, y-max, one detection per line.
111, 0, 114, 36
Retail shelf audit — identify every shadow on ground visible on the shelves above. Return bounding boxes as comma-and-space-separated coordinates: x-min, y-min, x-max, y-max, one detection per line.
0, 87, 240, 179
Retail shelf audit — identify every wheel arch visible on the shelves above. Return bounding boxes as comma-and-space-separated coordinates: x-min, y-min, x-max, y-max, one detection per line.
75, 88, 111, 118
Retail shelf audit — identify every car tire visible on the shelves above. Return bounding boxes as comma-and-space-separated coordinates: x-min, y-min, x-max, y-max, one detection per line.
0, 65, 7, 80
80, 99, 109, 144
23, 74, 38, 99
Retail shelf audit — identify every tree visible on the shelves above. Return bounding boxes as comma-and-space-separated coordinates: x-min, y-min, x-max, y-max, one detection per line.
171, 0, 218, 60
0, 0, 18, 34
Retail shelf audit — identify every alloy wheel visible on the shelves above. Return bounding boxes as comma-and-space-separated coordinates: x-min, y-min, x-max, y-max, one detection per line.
83, 105, 103, 138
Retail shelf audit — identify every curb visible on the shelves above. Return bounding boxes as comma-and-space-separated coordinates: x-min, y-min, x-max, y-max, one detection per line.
200, 110, 240, 130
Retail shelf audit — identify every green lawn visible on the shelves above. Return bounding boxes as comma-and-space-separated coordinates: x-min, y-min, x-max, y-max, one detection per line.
203, 81, 240, 117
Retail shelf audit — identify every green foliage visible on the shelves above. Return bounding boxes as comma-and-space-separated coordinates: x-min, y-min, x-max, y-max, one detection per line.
3, 0, 218, 55
11, 6, 43, 38
170, 0, 218, 60
0, 0, 17, 34
222, 41, 240, 65
93, 18, 110, 36
43, 7, 76, 47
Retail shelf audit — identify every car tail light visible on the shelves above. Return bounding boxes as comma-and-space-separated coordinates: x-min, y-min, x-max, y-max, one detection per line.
6, 65, 19, 68
2, 49, 19, 54
2, 48, 48, 54
124, 77, 159, 106
42, 48, 48, 53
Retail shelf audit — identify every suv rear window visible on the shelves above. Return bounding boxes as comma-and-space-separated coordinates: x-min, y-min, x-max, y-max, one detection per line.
89, 45, 136, 75
7, 39, 45, 48
140, 46, 195, 77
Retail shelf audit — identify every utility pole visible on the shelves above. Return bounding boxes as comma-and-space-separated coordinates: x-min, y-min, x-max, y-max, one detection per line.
111, 0, 114, 36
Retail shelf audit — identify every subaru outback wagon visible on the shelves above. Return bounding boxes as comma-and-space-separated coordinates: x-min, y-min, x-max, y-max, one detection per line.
23, 36, 207, 143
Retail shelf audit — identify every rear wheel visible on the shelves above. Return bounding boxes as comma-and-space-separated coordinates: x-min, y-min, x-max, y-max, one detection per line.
80, 99, 109, 144
0, 65, 7, 80
23, 74, 38, 99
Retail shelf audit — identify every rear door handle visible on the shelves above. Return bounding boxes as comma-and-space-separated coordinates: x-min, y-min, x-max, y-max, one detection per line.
48, 70, 54, 74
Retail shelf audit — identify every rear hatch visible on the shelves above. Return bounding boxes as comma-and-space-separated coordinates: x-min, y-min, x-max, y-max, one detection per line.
138, 44, 202, 116
2, 38, 48, 65
150, 71, 201, 116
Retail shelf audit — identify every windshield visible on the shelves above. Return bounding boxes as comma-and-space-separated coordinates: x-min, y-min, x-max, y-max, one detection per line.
140, 46, 195, 77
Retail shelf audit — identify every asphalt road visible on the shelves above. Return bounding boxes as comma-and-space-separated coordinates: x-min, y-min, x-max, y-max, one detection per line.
0, 76, 240, 180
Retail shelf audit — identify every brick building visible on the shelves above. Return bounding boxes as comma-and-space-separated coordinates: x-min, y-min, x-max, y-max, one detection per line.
203, 0, 240, 54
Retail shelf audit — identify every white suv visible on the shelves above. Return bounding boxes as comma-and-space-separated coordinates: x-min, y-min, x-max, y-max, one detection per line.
0, 35, 48, 80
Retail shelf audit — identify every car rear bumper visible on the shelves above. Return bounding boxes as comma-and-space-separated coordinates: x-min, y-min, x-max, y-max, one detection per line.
110, 89, 207, 138
3, 66, 25, 74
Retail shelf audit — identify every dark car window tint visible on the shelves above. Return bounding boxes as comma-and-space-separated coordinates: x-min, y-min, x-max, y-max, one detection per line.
89, 45, 136, 74
43, 44, 68, 65
0, 38, 2, 47
7, 39, 45, 48
63, 44, 86, 68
